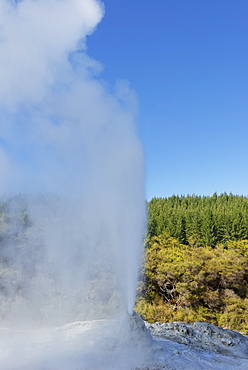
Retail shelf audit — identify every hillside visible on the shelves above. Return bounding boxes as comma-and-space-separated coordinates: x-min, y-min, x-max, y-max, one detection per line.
136, 193, 248, 334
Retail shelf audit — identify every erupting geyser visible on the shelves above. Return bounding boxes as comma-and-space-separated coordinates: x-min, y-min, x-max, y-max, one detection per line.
0, 0, 147, 368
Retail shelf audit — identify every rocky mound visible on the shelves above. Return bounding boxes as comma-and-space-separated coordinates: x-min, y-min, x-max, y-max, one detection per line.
145, 320, 248, 358
1, 314, 248, 369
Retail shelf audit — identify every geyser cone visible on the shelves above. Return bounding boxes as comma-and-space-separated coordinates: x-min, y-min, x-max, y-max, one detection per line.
0, 314, 151, 369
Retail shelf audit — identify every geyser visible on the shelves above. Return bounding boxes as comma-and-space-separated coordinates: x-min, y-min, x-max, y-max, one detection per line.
0, 0, 145, 333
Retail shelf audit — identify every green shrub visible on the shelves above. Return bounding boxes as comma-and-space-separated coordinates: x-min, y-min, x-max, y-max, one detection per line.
137, 233, 248, 334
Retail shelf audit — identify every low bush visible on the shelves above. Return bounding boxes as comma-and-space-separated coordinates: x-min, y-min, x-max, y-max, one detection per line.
135, 233, 248, 334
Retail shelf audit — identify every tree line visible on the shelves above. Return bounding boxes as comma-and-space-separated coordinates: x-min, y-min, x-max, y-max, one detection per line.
147, 193, 248, 247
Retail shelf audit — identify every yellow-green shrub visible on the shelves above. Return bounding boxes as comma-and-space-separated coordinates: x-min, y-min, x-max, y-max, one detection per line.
137, 234, 248, 333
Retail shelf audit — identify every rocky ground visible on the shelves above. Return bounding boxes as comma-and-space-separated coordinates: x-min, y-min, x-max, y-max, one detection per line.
146, 320, 248, 358
0, 314, 248, 369
140, 319, 248, 369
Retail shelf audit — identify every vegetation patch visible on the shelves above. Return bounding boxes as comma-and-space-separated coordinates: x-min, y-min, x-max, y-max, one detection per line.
136, 194, 248, 334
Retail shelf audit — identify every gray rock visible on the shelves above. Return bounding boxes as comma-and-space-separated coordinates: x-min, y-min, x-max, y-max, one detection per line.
145, 320, 248, 358
132, 363, 174, 370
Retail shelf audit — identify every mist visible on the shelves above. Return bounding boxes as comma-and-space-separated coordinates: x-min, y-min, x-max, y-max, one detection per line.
0, 0, 146, 335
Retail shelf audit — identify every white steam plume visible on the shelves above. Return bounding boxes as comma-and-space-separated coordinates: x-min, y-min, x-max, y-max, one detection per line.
0, 0, 146, 329
0, 0, 103, 108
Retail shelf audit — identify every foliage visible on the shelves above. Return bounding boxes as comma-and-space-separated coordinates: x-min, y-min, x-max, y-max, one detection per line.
147, 193, 248, 247
135, 232, 248, 334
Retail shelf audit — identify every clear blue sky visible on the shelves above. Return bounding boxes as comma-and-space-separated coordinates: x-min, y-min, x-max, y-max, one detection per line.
88, 0, 248, 200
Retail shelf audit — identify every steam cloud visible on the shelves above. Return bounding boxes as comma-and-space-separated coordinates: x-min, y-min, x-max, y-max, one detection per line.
0, 0, 146, 328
